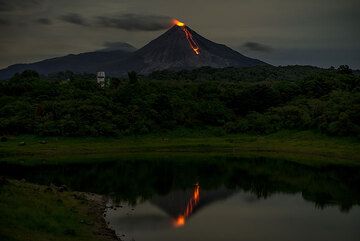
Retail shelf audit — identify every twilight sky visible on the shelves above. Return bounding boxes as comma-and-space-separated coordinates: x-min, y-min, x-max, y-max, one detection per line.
0, 0, 359, 69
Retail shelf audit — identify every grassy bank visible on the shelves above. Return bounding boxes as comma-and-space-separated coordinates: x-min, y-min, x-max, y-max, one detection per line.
0, 179, 116, 241
0, 130, 359, 166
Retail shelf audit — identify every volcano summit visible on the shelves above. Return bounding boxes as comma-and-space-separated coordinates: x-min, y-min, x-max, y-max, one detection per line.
0, 20, 267, 79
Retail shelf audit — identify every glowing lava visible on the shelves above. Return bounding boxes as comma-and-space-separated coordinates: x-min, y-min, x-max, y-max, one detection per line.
173, 183, 200, 228
173, 19, 200, 55
173, 19, 185, 27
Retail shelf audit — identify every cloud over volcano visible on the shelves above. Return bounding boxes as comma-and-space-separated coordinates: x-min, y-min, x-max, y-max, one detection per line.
243, 42, 273, 52
0, 0, 43, 12
60, 13, 90, 26
58, 12, 172, 31
96, 13, 172, 31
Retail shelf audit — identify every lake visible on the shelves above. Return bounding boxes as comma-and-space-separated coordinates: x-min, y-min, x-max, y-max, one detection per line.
1, 156, 359, 241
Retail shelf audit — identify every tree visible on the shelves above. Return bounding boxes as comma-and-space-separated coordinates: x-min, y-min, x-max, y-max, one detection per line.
337, 65, 352, 75
128, 71, 138, 84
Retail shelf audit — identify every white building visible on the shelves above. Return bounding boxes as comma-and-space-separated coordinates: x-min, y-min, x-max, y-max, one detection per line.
97, 71, 106, 87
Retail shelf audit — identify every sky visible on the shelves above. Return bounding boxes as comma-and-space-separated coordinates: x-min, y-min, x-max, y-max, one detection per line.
0, 0, 359, 69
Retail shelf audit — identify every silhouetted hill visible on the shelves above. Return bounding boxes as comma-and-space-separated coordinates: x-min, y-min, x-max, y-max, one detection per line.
0, 48, 135, 79
0, 25, 266, 79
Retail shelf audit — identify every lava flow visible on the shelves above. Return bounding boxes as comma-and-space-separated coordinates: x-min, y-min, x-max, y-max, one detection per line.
173, 19, 200, 55
173, 183, 200, 228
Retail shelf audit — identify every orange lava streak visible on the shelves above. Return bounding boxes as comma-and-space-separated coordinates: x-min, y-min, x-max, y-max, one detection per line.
182, 27, 200, 55
173, 19, 200, 55
173, 183, 200, 228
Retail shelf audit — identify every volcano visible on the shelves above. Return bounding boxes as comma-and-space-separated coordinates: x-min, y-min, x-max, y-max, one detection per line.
0, 20, 267, 79
105, 21, 267, 75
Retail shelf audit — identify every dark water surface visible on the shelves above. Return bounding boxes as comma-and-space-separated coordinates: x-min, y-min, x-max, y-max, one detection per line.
1, 156, 360, 241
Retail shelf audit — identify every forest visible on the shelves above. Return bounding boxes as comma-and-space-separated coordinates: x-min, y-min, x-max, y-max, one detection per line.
0, 65, 359, 138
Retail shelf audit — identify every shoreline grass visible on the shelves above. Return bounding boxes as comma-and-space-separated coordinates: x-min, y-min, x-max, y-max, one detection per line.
0, 179, 116, 241
0, 130, 359, 166
0, 131, 360, 165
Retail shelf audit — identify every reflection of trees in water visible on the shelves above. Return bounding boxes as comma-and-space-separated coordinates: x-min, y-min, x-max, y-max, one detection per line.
1, 157, 359, 211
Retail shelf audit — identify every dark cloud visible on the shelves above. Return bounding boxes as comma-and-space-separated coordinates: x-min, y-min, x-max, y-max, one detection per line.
0, 1, 12, 11
0, 18, 10, 25
96, 14, 172, 31
36, 18, 52, 25
59, 13, 89, 26
58, 13, 172, 31
243, 42, 273, 52
0, 0, 42, 12
103, 42, 133, 49
101, 42, 137, 52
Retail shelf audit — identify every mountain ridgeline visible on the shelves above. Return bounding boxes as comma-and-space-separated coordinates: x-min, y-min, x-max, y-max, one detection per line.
0, 25, 266, 79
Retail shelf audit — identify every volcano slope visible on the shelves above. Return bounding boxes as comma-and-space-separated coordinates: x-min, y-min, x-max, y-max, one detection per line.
106, 25, 267, 75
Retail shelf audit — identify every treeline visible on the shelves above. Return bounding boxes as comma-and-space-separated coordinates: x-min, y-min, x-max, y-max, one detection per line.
0, 65, 359, 137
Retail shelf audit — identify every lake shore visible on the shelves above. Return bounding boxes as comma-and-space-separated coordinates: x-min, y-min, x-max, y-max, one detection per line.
0, 178, 118, 241
0, 130, 359, 166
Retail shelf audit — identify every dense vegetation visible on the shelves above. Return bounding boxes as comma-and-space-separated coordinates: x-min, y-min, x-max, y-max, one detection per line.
0, 65, 359, 137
